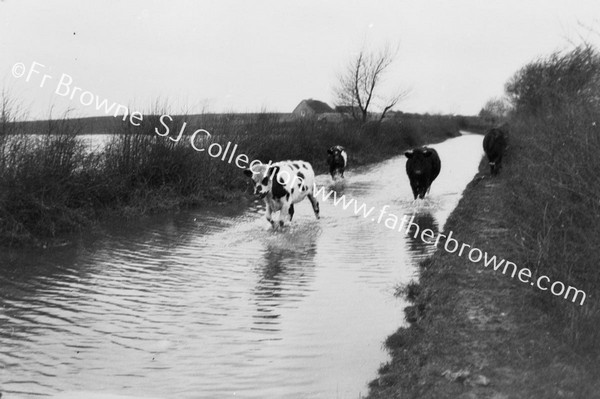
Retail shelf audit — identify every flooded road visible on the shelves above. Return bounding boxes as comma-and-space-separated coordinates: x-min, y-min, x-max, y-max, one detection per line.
0, 133, 484, 399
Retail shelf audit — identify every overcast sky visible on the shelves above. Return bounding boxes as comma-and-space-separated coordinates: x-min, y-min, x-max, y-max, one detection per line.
1, 0, 599, 120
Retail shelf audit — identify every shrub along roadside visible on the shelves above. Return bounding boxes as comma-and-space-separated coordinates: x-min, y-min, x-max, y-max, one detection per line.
368, 44, 600, 398
501, 44, 600, 352
0, 106, 486, 247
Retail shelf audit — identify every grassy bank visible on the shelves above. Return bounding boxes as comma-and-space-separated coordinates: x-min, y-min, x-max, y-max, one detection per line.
368, 158, 600, 398
368, 44, 600, 398
0, 106, 485, 247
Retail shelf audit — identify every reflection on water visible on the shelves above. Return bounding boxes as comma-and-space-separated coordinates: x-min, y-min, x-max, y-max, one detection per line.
405, 211, 440, 260
0, 133, 483, 399
252, 226, 319, 328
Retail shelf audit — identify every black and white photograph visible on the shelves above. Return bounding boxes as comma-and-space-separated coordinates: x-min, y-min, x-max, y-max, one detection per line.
1, 1, 599, 398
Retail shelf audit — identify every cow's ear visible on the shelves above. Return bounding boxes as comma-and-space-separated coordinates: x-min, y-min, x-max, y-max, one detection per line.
243, 169, 253, 178
327, 148, 333, 154
405, 151, 413, 158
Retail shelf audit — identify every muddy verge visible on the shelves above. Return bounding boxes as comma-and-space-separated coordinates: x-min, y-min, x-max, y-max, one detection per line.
367, 158, 600, 399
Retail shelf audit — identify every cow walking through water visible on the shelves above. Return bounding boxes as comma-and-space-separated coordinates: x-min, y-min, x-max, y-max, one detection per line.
326, 145, 347, 179
405, 147, 441, 200
244, 160, 320, 228
483, 127, 508, 176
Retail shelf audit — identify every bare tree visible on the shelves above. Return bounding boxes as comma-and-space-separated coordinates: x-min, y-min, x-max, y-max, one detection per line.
478, 96, 512, 124
334, 44, 408, 123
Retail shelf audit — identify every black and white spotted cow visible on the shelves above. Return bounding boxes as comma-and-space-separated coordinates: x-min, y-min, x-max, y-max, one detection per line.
326, 145, 347, 179
244, 160, 320, 228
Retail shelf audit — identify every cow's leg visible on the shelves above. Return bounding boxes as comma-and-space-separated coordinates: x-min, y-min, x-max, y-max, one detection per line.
307, 194, 320, 219
279, 202, 291, 227
288, 204, 295, 221
410, 180, 419, 200
416, 180, 426, 199
265, 203, 276, 228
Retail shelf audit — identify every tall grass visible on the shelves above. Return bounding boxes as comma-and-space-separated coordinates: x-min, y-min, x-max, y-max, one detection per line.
502, 44, 600, 352
0, 98, 481, 247
0, 115, 95, 244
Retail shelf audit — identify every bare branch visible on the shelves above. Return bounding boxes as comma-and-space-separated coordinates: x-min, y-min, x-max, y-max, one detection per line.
379, 88, 411, 122
334, 44, 406, 123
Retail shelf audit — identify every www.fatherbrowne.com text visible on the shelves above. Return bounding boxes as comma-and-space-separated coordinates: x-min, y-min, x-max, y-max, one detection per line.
310, 184, 587, 306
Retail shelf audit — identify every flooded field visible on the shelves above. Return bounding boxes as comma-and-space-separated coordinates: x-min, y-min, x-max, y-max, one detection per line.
0, 133, 484, 399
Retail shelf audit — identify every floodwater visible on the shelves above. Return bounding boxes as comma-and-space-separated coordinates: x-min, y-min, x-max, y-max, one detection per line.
78, 134, 112, 152
0, 133, 484, 399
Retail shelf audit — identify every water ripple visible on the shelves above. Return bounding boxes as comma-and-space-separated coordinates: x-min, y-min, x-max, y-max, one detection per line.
0, 135, 484, 399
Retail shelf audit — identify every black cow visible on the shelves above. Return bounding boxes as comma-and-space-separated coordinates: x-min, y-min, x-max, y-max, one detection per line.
405, 147, 441, 200
483, 127, 508, 176
326, 145, 347, 179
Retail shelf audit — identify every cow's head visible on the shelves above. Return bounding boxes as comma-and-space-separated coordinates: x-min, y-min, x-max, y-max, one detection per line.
327, 145, 345, 155
405, 148, 434, 176
244, 164, 279, 198
327, 145, 346, 165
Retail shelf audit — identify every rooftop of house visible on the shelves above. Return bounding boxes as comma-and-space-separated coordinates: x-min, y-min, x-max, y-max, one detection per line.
300, 99, 334, 113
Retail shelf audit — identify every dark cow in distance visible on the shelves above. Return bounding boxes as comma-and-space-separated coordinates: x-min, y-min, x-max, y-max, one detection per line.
483, 127, 508, 176
326, 145, 347, 179
405, 147, 441, 200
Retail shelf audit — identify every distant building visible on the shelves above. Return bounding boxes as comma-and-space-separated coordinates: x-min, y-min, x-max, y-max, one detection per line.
335, 105, 355, 114
317, 112, 343, 123
292, 99, 334, 119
